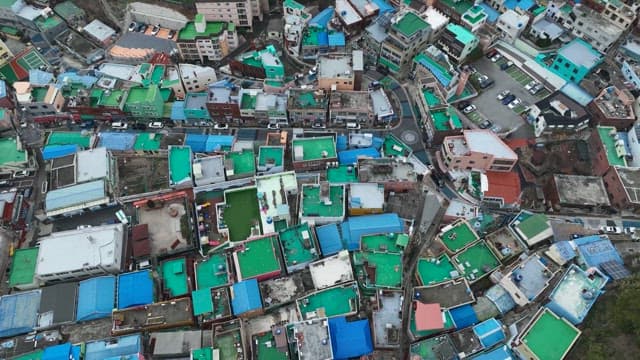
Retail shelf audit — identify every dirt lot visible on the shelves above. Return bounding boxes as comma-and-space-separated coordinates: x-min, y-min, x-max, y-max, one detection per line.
115, 154, 170, 197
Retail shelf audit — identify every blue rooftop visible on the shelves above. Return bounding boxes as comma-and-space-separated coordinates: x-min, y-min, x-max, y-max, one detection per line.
0, 80, 6, 98
57, 72, 98, 89
370, 0, 393, 15
336, 135, 348, 151
42, 144, 79, 160
504, 0, 535, 11
473, 318, 506, 349
29, 69, 54, 86
574, 235, 624, 269
485, 284, 515, 315
118, 270, 154, 309
206, 135, 234, 152
231, 279, 262, 316
329, 317, 374, 359
310, 7, 334, 28
43, 343, 78, 360
170, 101, 186, 121
318, 31, 329, 46
85, 334, 142, 360
477, 3, 499, 23
186, 134, 208, 153
510, 256, 552, 301
45, 179, 106, 213
0, 290, 41, 338
316, 223, 344, 256
328, 32, 346, 47
342, 213, 403, 251
549, 241, 577, 263
471, 345, 514, 360
338, 147, 380, 165
98, 132, 136, 151
450, 304, 478, 329
76, 275, 115, 322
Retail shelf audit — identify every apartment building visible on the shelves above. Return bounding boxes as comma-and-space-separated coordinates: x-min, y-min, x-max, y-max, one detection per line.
329, 91, 373, 126
287, 89, 328, 126
565, 4, 624, 53
179, 64, 217, 94
123, 85, 164, 118
587, 86, 635, 130
437, 130, 518, 173
496, 9, 529, 42
436, 23, 478, 63
207, 84, 240, 123
177, 14, 238, 63
14, 82, 65, 119
317, 53, 363, 91
379, 10, 432, 77
196, 0, 265, 31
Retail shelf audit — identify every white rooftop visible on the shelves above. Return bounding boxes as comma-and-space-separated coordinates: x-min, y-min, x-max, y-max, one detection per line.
309, 250, 354, 290
350, 183, 384, 210
370, 88, 394, 118
336, 0, 363, 26
255, 171, 298, 234
84, 19, 116, 42
35, 223, 125, 277
76, 147, 108, 183
422, 7, 449, 32
318, 55, 353, 79
464, 130, 518, 160
97, 63, 139, 83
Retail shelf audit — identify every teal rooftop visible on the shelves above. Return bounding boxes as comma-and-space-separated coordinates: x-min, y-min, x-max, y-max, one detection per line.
195, 253, 230, 289
438, 220, 479, 253
298, 283, 359, 319
393, 11, 429, 38
278, 222, 319, 270
416, 254, 459, 286
445, 23, 477, 45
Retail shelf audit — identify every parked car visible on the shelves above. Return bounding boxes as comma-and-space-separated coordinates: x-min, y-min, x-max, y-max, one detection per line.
479, 79, 494, 89
490, 125, 503, 133
530, 83, 544, 95
457, 101, 471, 110
624, 227, 636, 235
600, 226, 623, 234
479, 120, 492, 129
151, 25, 160, 36
462, 104, 477, 114
507, 98, 522, 109
132, 123, 147, 130
500, 61, 514, 70
312, 123, 326, 129
111, 121, 128, 130
137, 24, 148, 33
525, 80, 538, 91
214, 123, 229, 130
490, 54, 502, 62
501, 94, 516, 105
128, 22, 137, 32
267, 123, 280, 130
486, 49, 498, 59
13, 170, 30, 178
148, 121, 164, 129
167, 30, 176, 39
497, 90, 510, 100
346, 122, 361, 130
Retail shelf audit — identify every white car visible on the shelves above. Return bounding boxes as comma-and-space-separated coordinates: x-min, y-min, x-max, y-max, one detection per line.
601, 226, 623, 234
507, 98, 521, 109
13, 170, 30, 178
497, 90, 510, 100
111, 121, 128, 130
525, 80, 538, 91
462, 104, 477, 114
148, 121, 164, 129
267, 123, 280, 130
214, 123, 229, 130
490, 54, 502, 62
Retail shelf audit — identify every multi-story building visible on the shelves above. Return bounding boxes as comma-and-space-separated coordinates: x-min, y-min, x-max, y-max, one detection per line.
207, 83, 240, 123
53, 0, 86, 28
528, 92, 590, 138
412, 46, 462, 101
415, 83, 462, 146
195, 0, 264, 31
329, 90, 373, 126
0, 39, 13, 67
34, 13, 67, 43
379, 10, 432, 77
177, 15, 238, 63
603, 166, 640, 213
287, 89, 328, 126
589, 126, 631, 176
496, 9, 529, 43
436, 23, 478, 63
123, 85, 164, 118
587, 86, 635, 130
230, 45, 284, 81
0, 0, 23, 23
542, 39, 603, 83
317, 53, 363, 91
14, 82, 65, 119
255, 92, 288, 126
564, 4, 624, 53
583, 0, 637, 30
179, 64, 217, 94
184, 92, 210, 120
437, 130, 518, 173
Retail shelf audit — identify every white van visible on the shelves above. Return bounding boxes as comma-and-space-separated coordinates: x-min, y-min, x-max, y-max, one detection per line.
346, 122, 360, 130
111, 121, 128, 130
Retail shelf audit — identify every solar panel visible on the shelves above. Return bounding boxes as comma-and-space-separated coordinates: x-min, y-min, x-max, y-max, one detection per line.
600, 260, 631, 280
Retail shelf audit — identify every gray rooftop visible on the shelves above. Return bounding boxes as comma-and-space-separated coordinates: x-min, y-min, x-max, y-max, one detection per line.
532, 18, 565, 40
615, 167, 640, 204
558, 39, 602, 69
289, 318, 333, 359
372, 291, 402, 348
38, 282, 78, 328
83, 19, 115, 41
318, 55, 353, 79
554, 174, 610, 206
185, 92, 208, 110
414, 279, 475, 309
193, 155, 225, 187
358, 158, 417, 183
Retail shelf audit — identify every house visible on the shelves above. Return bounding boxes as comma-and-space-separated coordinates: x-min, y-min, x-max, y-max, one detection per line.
123, 85, 164, 118
436, 130, 518, 174
468, 170, 521, 208
378, 9, 432, 77
589, 126, 630, 176
288, 89, 328, 126
436, 23, 478, 63
230, 45, 284, 81
412, 46, 463, 101
179, 64, 217, 94
207, 83, 240, 123
34, 13, 67, 43
53, 1, 86, 28
317, 53, 362, 91
176, 15, 238, 63
541, 38, 603, 83
496, 9, 529, 42
545, 174, 611, 211
587, 86, 635, 130
15, 83, 65, 120
195, 0, 265, 31
82, 19, 115, 46
509, 210, 553, 248
266, 18, 283, 40
564, 4, 625, 53
231, 279, 263, 317
528, 92, 590, 138
329, 90, 373, 126
603, 166, 640, 213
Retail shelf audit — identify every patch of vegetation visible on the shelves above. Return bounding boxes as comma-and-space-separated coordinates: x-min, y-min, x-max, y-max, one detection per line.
568, 276, 640, 360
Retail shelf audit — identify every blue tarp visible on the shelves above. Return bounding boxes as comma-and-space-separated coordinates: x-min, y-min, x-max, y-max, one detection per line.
549, 241, 576, 263
504, 0, 535, 11
471, 345, 514, 360
370, 0, 394, 15
57, 72, 98, 89
29, 69, 54, 86
185, 134, 208, 153
231, 279, 262, 315
338, 147, 380, 165
118, 270, 153, 309
328, 32, 346, 47
310, 7, 334, 28
318, 31, 329, 47
560, 82, 594, 106
85, 334, 142, 360
473, 318, 505, 349
329, 317, 373, 359
76, 276, 115, 322
484, 284, 515, 315
98, 132, 136, 151
477, 3, 500, 23
342, 213, 403, 251
316, 223, 344, 256
43, 343, 76, 360
371, 137, 384, 150
42, 144, 79, 160
574, 235, 624, 268
205, 135, 234, 152
0, 80, 6, 98
450, 304, 479, 329
171, 101, 186, 121
336, 135, 348, 151
0, 290, 41, 338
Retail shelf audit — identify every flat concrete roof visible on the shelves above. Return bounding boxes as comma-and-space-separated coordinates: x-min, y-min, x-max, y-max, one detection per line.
554, 174, 610, 206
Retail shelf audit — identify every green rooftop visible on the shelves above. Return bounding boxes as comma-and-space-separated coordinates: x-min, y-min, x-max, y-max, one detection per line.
126, 86, 159, 105
302, 26, 324, 46
0, 137, 27, 166
133, 133, 161, 151
292, 90, 325, 108
301, 184, 344, 218
254, 332, 289, 360
393, 11, 429, 38
327, 165, 358, 183
97, 89, 126, 107
431, 107, 462, 131
521, 309, 580, 360
225, 149, 255, 176
150, 65, 165, 85
10, 350, 43, 360
240, 93, 257, 110
235, 235, 281, 280
383, 134, 412, 157
196, 253, 229, 289
439, 221, 479, 253
515, 213, 550, 240
278, 222, 319, 268
31, 87, 48, 102
410, 307, 455, 338
35, 15, 63, 31
438, 0, 473, 15
160, 257, 190, 298
258, 146, 283, 167
222, 187, 261, 242
169, 146, 192, 185
598, 126, 627, 167
213, 330, 243, 360
284, 0, 305, 10
446, 23, 477, 45
8, 247, 38, 288
360, 233, 407, 253
298, 283, 359, 319
462, 6, 487, 25
416, 254, 459, 286
0, 25, 19, 36
292, 137, 336, 161
178, 21, 226, 41
353, 251, 402, 289
410, 336, 456, 360
54, 1, 85, 20
453, 241, 500, 282
191, 347, 213, 360
46, 131, 90, 148
422, 88, 442, 107
192, 287, 230, 320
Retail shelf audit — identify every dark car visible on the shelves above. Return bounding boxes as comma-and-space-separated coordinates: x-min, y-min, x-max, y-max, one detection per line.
479, 79, 494, 89
137, 24, 148, 32
501, 94, 516, 105
457, 101, 471, 110
132, 123, 147, 130
479, 120, 493, 129
486, 49, 498, 59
